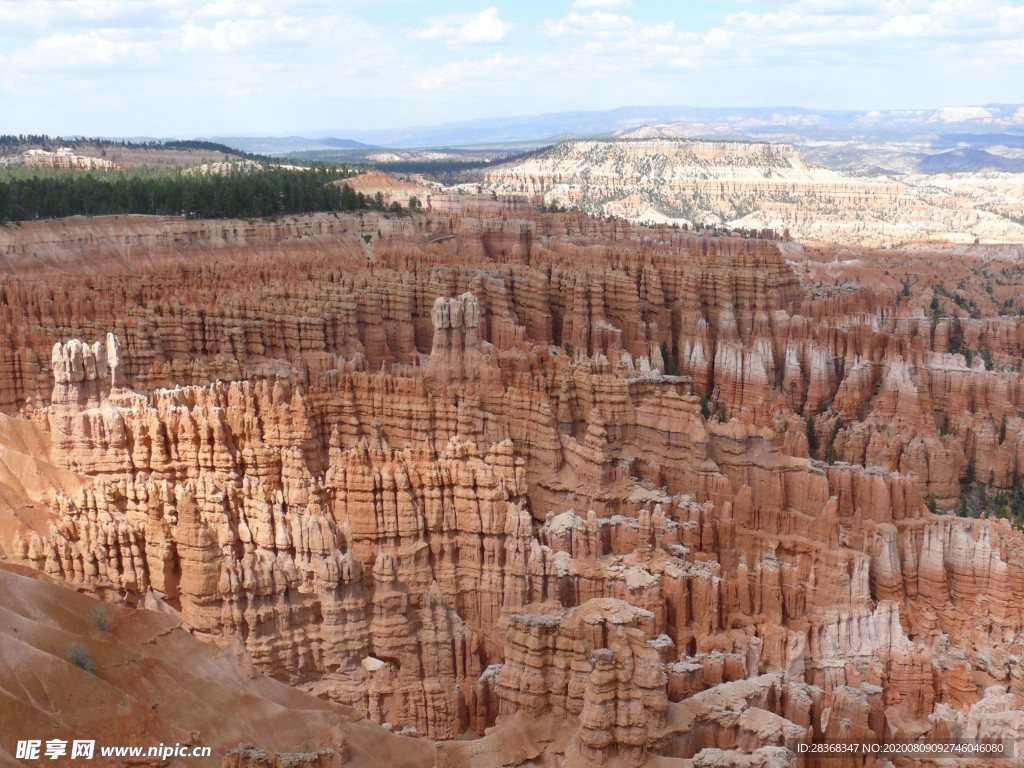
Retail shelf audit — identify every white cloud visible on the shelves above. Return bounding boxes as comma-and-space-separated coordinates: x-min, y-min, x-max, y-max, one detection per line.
573, 0, 634, 7
719, 0, 1024, 50
538, 0, 1024, 82
414, 52, 520, 91
10, 29, 160, 71
572, 0, 633, 8
0, 0, 164, 28
180, 15, 310, 53
196, 1, 267, 18
2, 0, 1024, 136
459, 7, 511, 43
544, 11, 634, 37
410, 7, 513, 45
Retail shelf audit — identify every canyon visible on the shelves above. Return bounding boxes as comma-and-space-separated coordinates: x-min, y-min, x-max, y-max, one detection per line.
481, 139, 1024, 249
1, 200, 1024, 766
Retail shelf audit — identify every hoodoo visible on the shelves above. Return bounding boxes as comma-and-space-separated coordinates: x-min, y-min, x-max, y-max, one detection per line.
2, 202, 1024, 765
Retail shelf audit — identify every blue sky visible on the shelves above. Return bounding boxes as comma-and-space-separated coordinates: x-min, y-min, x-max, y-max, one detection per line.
1, 0, 1022, 137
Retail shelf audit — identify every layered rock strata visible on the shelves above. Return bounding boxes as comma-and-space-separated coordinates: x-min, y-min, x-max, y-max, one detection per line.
0, 204, 1023, 765
482, 139, 1024, 247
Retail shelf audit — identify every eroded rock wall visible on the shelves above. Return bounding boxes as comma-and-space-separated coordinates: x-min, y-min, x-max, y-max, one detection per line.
2, 204, 1023, 764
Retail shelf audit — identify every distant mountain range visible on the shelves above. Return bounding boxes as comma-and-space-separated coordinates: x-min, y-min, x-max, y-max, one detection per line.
915, 148, 1024, 174
208, 136, 378, 155
200, 104, 1024, 175
612, 104, 1024, 140
208, 104, 1024, 152
799, 145, 1024, 176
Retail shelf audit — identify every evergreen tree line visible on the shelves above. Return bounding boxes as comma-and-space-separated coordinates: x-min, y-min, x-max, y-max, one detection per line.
161, 140, 245, 154
0, 166, 395, 222
1, 134, 55, 149
0, 134, 245, 156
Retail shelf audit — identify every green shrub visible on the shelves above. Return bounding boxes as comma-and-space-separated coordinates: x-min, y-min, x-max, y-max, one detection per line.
91, 604, 111, 632
66, 642, 97, 674
825, 443, 837, 465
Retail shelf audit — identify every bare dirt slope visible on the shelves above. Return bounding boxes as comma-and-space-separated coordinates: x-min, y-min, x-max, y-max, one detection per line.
0, 563, 436, 768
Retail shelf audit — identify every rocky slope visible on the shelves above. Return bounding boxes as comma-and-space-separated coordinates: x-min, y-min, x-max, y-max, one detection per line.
0, 204, 1023, 766
0, 142, 242, 169
338, 171, 436, 207
0, 148, 117, 170
482, 139, 1024, 248
0, 562, 436, 768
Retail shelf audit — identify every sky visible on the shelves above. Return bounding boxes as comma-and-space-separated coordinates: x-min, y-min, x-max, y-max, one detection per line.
1, 0, 1023, 137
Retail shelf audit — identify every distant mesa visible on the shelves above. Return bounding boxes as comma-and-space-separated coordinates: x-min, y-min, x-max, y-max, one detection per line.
482, 137, 1024, 248
0, 147, 118, 171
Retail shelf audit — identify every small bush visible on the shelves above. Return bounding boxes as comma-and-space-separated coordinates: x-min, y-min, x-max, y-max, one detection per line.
91, 604, 111, 632
66, 642, 97, 674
